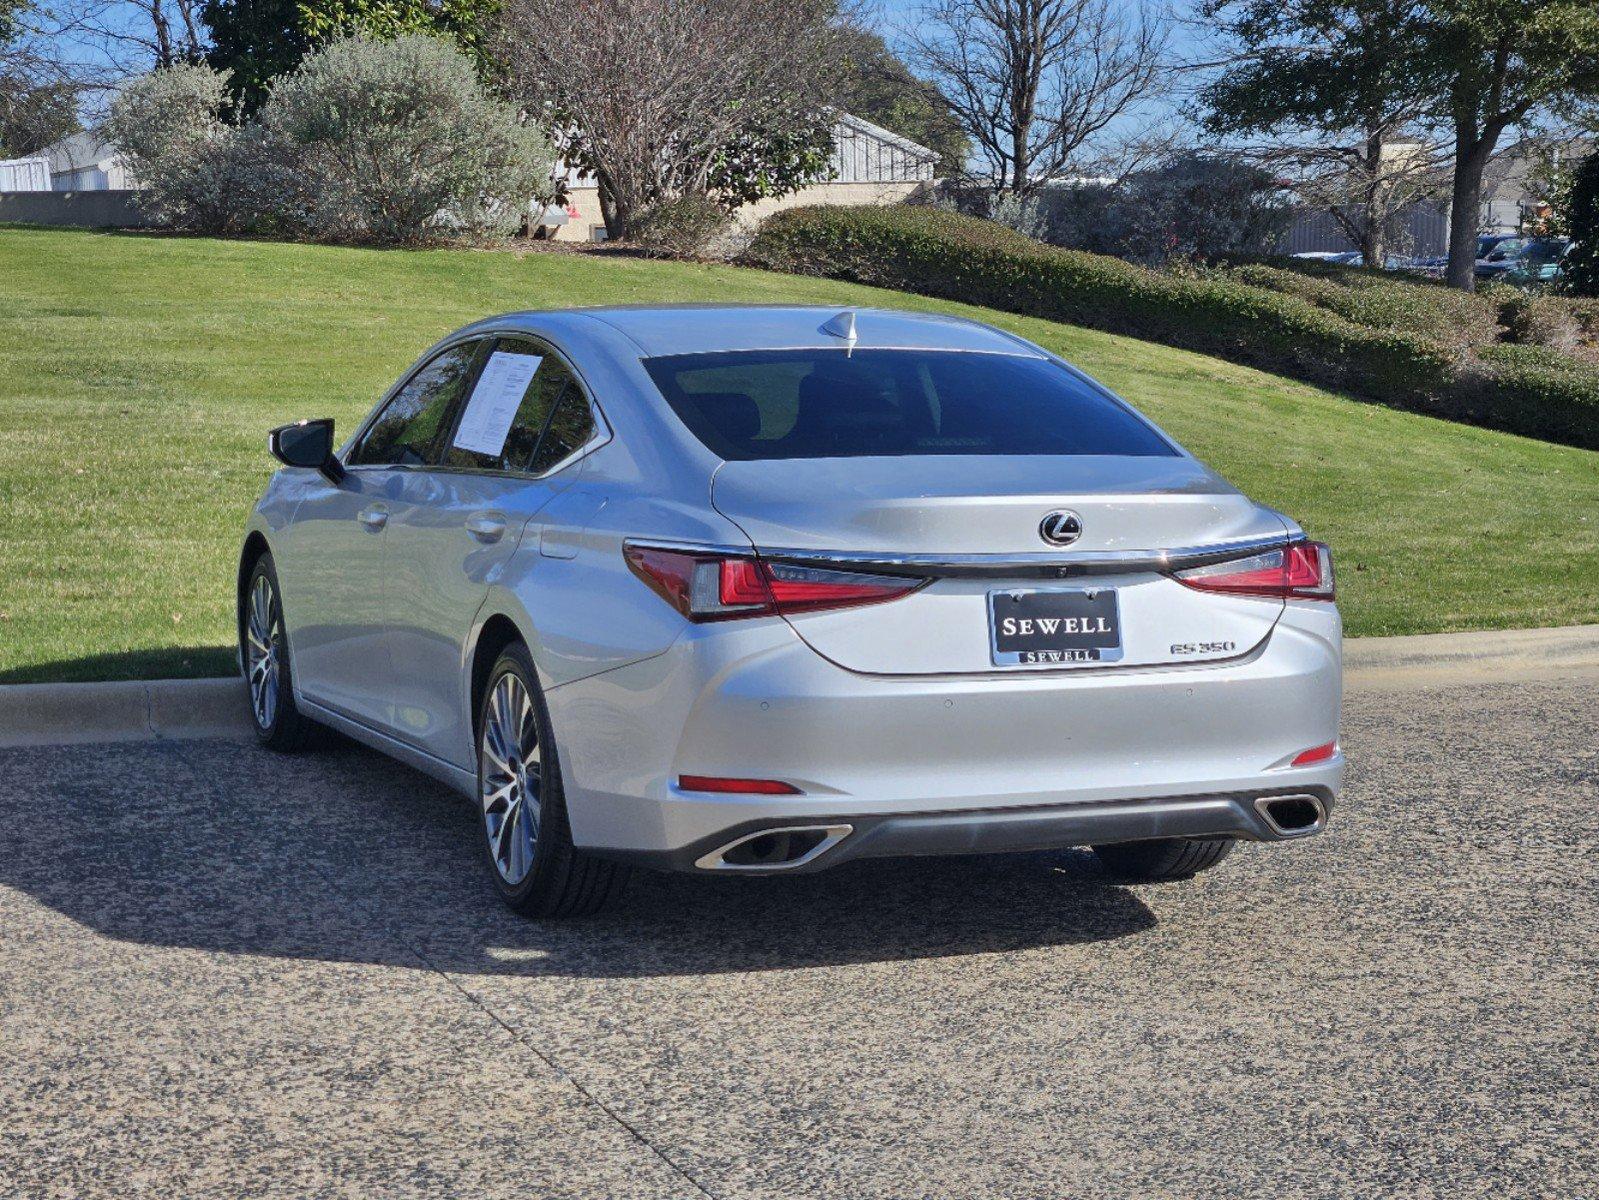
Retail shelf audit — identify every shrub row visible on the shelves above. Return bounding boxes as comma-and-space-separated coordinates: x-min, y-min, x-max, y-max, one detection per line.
745, 205, 1599, 450
1222, 261, 1502, 350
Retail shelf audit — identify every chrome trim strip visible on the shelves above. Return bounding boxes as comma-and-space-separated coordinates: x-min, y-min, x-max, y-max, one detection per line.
623, 533, 1292, 579
693, 824, 855, 872
1251, 793, 1327, 839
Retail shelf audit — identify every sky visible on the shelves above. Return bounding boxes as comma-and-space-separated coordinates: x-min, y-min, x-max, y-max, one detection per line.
864, 0, 1211, 131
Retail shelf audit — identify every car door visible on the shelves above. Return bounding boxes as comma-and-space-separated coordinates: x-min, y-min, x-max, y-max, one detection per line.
280, 337, 486, 729
380, 335, 602, 767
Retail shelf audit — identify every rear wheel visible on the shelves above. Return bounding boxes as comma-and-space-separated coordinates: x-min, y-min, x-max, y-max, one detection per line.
242, 553, 320, 752
476, 643, 628, 917
1091, 837, 1235, 882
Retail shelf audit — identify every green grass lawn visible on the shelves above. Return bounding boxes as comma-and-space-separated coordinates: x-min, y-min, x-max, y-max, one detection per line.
2, 225, 1597, 683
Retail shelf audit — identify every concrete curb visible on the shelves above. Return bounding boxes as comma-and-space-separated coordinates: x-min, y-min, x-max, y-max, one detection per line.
1344, 623, 1599, 690
1, 624, 1596, 748
0, 677, 251, 748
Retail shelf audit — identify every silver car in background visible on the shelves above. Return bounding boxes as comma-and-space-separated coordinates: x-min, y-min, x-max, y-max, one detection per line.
240, 306, 1342, 916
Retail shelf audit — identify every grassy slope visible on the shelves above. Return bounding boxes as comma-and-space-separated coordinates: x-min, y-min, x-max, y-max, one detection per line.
1, 225, 1596, 683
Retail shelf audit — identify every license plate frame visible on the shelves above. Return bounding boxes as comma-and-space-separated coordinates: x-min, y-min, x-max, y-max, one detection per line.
987, 587, 1124, 667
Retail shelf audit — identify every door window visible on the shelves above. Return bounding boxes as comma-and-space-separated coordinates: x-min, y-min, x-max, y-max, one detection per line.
349, 340, 484, 467
440, 337, 596, 474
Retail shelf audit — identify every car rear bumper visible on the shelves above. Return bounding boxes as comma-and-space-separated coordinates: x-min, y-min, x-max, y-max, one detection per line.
598, 786, 1336, 873
545, 601, 1343, 872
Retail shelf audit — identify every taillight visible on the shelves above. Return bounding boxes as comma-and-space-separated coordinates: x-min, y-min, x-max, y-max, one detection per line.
624, 544, 924, 622
1174, 540, 1335, 601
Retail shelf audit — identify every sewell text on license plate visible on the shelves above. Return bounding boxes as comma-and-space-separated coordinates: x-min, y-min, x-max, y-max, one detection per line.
988, 588, 1123, 666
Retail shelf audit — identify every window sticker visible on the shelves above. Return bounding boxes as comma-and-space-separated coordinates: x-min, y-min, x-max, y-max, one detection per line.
452, 351, 543, 457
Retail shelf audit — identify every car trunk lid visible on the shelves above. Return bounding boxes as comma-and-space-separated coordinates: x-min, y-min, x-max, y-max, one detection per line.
711, 456, 1290, 675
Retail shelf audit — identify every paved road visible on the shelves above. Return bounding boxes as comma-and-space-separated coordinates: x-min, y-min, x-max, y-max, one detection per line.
2, 673, 1595, 1199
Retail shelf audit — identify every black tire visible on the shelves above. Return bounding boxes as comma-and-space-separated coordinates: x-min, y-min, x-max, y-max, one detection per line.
1091, 837, 1235, 883
241, 553, 320, 752
475, 642, 629, 918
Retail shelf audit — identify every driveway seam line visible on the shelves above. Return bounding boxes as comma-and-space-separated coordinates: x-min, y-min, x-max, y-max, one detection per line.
414, 960, 722, 1200
164, 740, 720, 1200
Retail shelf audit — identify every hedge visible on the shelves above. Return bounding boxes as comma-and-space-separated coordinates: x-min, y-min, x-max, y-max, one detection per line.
744, 205, 1599, 450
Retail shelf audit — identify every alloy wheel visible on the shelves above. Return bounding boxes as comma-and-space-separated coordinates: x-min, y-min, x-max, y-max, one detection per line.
245, 573, 282, 730
480, 672, 541, 885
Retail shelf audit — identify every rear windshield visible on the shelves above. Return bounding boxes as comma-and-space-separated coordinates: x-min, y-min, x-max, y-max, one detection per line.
642, 349, 1178, 461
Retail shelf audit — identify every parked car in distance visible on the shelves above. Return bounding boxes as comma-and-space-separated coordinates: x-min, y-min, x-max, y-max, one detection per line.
1407, 234, 1522, 279
240, 306, 1343, 917
1475, 236, 1571, 283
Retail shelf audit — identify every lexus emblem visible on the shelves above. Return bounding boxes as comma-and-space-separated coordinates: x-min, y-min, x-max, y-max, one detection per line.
1039, 510, 1083, 547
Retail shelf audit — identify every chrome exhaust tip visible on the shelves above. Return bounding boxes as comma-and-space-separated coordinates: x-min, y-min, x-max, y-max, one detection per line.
694, 824, 854, 871
1253, 794, 1327, 839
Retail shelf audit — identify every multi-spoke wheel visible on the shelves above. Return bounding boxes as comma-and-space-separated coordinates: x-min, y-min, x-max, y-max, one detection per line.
241, 552, 318, 751
480, 671, 541, 886
475, 642, 629, 917
245, 572, 282, 730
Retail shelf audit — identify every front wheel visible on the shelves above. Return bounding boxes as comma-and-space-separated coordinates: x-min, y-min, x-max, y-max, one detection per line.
1091, 837, 1235, 882
476, 643, 628, 917
242, 553, 319, 752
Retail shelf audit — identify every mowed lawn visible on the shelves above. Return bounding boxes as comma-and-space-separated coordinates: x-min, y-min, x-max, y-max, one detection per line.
2, 225, 1597, 683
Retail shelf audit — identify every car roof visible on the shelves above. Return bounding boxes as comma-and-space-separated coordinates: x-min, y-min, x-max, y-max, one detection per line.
490, 305, 1046, 359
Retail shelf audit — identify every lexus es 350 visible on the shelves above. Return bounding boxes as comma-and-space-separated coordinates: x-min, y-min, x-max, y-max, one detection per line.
239, 306, 1342, 916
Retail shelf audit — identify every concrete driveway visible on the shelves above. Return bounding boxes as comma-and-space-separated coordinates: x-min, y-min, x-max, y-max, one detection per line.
2, 671, 1595, 1199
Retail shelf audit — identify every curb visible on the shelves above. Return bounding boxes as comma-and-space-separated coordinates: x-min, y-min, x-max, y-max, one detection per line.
1343, 623, 1599, 689
1, 624, 1597, 749
0, 677, 251, 749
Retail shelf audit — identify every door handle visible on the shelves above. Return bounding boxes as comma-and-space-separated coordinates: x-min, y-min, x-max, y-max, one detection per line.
466, 513, 506, 542
357, 505, 388, 531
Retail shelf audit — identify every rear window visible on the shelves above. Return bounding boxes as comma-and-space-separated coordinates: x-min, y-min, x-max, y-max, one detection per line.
642, 349, 1178, 461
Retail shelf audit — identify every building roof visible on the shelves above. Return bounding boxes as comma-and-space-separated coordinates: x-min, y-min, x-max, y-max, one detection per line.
41, 133, 121, 173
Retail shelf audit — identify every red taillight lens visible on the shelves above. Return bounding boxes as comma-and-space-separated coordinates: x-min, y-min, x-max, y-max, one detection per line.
626, 544, 924, 622
1174, 540, 1335, 601
1291, 742, 1338, 766
676, 774, 803, 795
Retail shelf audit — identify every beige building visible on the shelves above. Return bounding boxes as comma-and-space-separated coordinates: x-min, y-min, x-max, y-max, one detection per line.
544, 113, 939, 241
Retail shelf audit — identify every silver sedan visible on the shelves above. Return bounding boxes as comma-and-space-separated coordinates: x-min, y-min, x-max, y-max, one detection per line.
239, 306, 1342, 916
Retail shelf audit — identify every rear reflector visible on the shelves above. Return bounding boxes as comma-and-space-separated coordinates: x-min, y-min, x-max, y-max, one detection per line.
677, 775, 803, 795
1290, 742, 1338, 766
626, 543, 925, 622
1174, 540, 1335, 601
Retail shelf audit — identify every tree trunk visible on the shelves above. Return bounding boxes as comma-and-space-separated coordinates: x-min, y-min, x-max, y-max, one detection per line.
1011, 120, 1031, 195
1445, 132, 1494, 292
1358, 128, 1387, 269
597, 175, 625, 241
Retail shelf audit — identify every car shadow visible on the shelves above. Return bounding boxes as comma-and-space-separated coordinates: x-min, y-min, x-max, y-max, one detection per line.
0, 646, 234, 685
0, 735, 1158, 978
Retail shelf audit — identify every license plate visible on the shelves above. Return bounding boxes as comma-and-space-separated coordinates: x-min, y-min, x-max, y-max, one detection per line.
988, 588, 1123, 666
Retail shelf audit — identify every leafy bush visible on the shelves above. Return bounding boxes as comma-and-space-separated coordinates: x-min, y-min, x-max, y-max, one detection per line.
1559, 151, 1599, 297
262, 34, 553, 242
745, 204, 1599, 449
1497, 291, 1580, 351
630, 194, 733, 259
1475, 344, 1599, 445
102, 63, 274, 232
102, 36, 553, 243
1224, 261, 1500, 349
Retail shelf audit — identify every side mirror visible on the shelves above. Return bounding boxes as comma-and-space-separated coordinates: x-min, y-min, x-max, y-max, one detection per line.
269, 419, 345, 484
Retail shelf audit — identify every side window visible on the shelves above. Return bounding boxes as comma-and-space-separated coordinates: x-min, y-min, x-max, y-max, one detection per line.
350, 341, 482, 467
439, 337, 568, 472
439, 336, 596, 474
531, 386, 598, 473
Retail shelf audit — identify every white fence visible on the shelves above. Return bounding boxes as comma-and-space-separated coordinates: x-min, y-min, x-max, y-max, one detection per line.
0, 158, 51, 192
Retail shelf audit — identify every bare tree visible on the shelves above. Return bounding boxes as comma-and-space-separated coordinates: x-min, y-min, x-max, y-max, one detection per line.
1256, 128, 1449, 265
40, 0, 205, 77
908, 0, 1166, 194
494, 0, 848, 240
